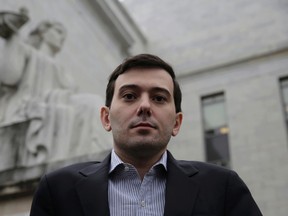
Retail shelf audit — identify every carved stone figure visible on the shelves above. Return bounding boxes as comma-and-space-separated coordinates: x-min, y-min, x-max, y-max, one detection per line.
0, 7, 29, 39
0, 9, 109, 171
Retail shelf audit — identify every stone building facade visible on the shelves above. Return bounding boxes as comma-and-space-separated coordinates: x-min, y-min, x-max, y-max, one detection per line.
0, 0, 288, 215
122, 1, 288, 215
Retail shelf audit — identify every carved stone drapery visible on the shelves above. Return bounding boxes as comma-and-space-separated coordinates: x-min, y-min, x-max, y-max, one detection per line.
0, 9, 111, 173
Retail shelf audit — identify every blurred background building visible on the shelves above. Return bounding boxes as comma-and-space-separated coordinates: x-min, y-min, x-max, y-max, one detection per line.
0, 0, 287, 215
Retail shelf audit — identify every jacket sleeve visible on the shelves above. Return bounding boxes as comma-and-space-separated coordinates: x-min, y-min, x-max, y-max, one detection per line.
225, 171, 263, 216
30, 175, 55, 216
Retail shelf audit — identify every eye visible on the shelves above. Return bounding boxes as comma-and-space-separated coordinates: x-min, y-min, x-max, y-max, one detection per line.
153, 95, 167, 103
123, 93, 137, 101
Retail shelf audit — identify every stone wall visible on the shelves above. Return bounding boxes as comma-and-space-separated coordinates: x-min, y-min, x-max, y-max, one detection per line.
122, 0, 288, 215
170, 51, 288, 215
122, 0, 288, 75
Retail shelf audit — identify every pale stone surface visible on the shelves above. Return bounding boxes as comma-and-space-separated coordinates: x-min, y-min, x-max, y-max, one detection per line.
0, 1, 132, 215
0, 0, 136, 95
122, 0, 288, 75
171, 52, 288, 215
122, 1, 288, 215
0, 195, 31, 216
0, 10, 112, 170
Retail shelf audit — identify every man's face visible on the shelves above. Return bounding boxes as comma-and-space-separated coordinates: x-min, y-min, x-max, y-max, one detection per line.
101, 68, 182, 159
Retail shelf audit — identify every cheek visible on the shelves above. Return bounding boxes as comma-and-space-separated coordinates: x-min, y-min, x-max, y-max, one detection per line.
157, 108, 176, 119
109, 109, 128, 126
157, 113, 174, 127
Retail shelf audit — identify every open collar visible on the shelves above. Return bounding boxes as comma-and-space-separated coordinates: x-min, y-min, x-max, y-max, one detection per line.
75, 151, 200, 216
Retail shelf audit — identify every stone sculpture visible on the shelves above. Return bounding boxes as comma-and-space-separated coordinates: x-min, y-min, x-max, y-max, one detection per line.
0, 9, 109, 171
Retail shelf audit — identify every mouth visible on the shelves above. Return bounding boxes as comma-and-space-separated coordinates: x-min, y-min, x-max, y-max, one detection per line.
131, 122, 156, 129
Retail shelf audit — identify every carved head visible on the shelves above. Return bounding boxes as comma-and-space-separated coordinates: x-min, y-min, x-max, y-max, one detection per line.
27, 21, 67, 55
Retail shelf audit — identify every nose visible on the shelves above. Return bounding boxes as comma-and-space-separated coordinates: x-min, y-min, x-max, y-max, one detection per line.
137, 95, 152, 116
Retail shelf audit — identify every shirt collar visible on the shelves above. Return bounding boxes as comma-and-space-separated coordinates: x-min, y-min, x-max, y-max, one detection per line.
109, 149, 168, 174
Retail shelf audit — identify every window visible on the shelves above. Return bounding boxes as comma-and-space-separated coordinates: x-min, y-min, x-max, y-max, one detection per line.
201, 93, 230, 167
280, 77, 288, 130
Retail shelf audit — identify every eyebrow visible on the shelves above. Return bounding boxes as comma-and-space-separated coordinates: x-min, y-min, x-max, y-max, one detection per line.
119, 84, 172, 96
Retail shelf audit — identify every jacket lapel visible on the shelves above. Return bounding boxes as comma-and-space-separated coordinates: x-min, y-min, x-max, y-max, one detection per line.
73, 151, 199, 216
164, 152, 200, 216
75, 154, 111, 216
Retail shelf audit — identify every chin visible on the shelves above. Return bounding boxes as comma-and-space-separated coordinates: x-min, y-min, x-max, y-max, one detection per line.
127, 141, 167, 157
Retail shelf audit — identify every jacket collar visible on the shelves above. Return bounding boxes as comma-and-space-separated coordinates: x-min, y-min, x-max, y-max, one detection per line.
75, 154, 111, 216
164, 151, 199, 216
75, 151, 199, 216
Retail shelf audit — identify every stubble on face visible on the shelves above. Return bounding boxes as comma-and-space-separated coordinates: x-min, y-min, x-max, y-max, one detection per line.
111, 114, 173, 160
105, 68, 182, 162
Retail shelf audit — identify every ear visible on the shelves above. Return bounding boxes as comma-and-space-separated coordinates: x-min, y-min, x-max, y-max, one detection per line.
100, 106, 111, 131
172, 112, 183, 136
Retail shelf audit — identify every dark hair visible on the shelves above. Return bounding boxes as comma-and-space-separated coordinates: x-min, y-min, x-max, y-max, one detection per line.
105, 54, 182, 113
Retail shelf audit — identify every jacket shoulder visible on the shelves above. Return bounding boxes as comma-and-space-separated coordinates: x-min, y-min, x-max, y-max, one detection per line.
179, 160, 230, 171
45, 161, 101, 181
167, 151, 232, 176
175, 159, 235, 177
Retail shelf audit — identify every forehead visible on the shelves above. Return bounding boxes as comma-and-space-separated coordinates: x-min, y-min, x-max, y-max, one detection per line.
115, 68, 174, 92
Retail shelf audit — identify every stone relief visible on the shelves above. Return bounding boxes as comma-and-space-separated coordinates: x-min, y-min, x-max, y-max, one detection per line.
0, 8, 110, 172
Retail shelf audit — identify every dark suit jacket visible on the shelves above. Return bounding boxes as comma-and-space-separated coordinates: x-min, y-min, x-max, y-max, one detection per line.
30, 151, 262, 216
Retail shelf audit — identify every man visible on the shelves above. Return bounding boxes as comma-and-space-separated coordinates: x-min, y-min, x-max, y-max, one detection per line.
30, 54, 262, 215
